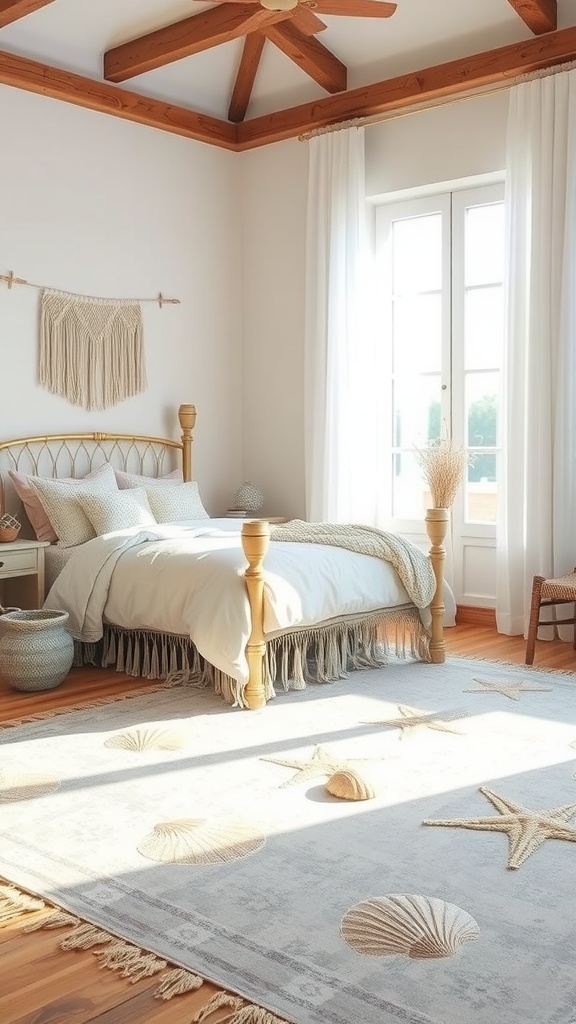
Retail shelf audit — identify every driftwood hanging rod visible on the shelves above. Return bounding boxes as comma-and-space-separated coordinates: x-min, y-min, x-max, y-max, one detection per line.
0, 270, 180, 307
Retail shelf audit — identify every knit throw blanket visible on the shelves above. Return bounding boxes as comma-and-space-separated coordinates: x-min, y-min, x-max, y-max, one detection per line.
271, 520, 436, 609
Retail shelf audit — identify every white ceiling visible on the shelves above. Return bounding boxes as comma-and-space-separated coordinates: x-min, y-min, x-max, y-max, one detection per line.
0, 0, 575, 122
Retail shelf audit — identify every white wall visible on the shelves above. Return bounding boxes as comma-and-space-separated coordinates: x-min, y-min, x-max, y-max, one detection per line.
0, 85, 511, 528
0, 86, 242, 515
238, 138, 309, 520
239, 91, 510, 522
365, 91, 509, 197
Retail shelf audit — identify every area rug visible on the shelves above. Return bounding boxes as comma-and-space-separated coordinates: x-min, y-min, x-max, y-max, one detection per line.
1, 656, 576, 1024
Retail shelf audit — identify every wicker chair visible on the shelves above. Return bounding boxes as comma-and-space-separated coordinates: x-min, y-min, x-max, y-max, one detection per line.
525, 569, 576, 665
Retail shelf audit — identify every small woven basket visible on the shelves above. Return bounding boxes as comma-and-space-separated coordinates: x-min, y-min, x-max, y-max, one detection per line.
0, 513, 20, 543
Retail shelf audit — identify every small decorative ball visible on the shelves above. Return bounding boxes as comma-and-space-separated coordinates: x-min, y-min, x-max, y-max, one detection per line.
326, 768, 376, 801
233, 481, 264, 513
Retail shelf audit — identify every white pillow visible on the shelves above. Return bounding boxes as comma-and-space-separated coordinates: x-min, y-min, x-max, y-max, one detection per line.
145, 480, 209, 522
29, 464, 119, 547
115, 468, 183, 489
78, 488, 157, 536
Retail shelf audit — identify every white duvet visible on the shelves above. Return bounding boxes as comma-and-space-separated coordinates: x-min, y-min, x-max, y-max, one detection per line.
44, 518, 444, 686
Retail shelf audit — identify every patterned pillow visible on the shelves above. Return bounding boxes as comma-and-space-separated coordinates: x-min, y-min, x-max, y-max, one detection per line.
78, 488, 157, 536
29, 464, 120, 547
115, 468, 183, 489
145, 480, 209, 522
9, 463, 117, 543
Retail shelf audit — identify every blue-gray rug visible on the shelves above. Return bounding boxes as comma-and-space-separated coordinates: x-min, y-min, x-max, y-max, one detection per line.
1, 656, 576, 1024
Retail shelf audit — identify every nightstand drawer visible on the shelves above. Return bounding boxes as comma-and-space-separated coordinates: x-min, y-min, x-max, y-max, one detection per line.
0, 549, 37, 575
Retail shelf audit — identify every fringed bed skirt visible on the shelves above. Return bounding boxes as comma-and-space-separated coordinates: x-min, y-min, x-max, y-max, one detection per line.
74, 607, 430, 708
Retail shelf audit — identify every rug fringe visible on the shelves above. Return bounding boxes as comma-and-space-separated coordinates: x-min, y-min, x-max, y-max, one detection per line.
61, 923, 115, 949
94, 939, 167, 981
154, 966, 205, 999
449, 652, 576, 678
224, 1008, 290, 1024
0, 883, 45, 922
0, 680, 171, 729
0, 879, 290, 1017
23, 909, 79, 931
191, 993, 244, 1021
190, 993, 290, 1024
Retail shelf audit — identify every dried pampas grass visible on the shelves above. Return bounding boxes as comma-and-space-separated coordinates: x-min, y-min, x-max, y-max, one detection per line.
414, 439, 470, 510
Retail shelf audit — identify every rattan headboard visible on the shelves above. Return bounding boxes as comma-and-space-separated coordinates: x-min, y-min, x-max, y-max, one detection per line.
0, 403, 196, 532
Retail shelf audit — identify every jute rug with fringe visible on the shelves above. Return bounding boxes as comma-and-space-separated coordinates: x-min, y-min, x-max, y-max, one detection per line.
1, 656, 576, 1024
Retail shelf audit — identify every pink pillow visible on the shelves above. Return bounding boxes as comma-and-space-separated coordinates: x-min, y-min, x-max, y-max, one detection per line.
115, 468, 183, 489
8, 463, 116, 543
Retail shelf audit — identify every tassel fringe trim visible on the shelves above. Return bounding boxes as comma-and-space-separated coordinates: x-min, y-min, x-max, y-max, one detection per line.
72, 608, 430, 709
0, 880, 291, 1020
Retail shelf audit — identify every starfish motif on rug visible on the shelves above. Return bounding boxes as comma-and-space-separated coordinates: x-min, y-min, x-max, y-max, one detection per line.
363, 704, 463, 738
262, 745, 373, 787
463, 677, 552, 701
422, 786, 576, 869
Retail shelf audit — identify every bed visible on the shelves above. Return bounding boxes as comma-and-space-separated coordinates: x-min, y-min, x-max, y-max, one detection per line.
0, 405, 451, 709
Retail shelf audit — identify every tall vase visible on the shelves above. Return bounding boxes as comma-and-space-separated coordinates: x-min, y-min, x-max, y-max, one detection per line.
425, 507, 449, 664
0, 609, 74, 691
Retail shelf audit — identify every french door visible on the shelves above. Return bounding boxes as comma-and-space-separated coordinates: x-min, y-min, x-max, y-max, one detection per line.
374, 182, 505, 605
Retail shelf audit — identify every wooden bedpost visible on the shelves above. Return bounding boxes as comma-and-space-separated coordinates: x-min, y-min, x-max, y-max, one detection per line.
425, 507, 448, 663
241, 520, 271, 710
178, 404, 196, 482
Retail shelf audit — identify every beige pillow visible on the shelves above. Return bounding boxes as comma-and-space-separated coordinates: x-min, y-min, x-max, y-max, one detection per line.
29, 464, 119, 547
9, 462, 116, 543
145, 481, 209, 522
78, 488, 157, 536
115, 468, 183, 489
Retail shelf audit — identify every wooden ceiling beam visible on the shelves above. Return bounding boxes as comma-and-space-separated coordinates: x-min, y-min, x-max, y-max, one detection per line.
505, 0, 557, 34
104, 5, 291, 83
263, 21, 347, 94
236, 24, 576, 149
1, 24, 576, 152
228, 32, 265, 123
0, 49, 237, 150
0, 0, 56, 28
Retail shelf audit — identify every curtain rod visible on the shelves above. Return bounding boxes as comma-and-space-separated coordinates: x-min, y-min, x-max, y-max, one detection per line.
0, 270, 180, 307
300, 58, 576, 141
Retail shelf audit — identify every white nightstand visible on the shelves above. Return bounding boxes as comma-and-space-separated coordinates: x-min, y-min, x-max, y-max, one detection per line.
0, 539, 50, 609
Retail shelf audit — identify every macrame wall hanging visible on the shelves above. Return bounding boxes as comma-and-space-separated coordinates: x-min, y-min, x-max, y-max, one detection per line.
1, 270, 180, 412
40, 290, 145, 411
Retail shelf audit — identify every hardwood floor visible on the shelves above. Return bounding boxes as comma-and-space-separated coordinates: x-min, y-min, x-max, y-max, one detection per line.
0, 625, 573, 1023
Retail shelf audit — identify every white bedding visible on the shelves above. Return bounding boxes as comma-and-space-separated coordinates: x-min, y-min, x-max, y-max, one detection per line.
44, 519, 444, 689
44, 544, 75, 592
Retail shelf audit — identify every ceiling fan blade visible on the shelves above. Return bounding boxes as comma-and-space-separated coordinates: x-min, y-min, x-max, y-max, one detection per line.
303, 0, 397, 16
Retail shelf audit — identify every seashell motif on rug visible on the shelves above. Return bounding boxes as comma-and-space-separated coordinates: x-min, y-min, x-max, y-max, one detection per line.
0, 768, 61, 802
104, 727, 186, 752
341, 893, 480, 959
137, 817, 266, 865
325, 768, 375, 801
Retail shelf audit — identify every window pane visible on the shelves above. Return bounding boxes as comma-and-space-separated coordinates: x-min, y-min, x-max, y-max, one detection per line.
393, 294, 442, 374
391, 451, 431, 519
392, 376, 442, 449
465, 203, 505, 286
393, 214, 442, 294
466, 454, 497, 523
466, 372, 499, 448
465, 286, 503, 370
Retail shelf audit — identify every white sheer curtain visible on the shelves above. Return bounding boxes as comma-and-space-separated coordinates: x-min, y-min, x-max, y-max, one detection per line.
497, 68, 576, 636
304, 127, 380, 523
